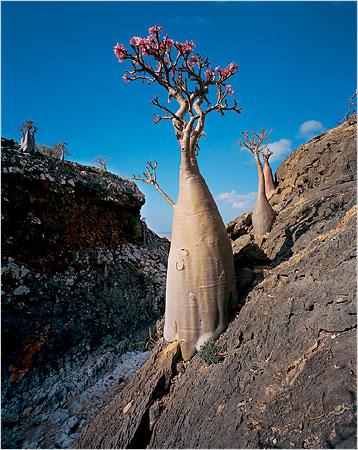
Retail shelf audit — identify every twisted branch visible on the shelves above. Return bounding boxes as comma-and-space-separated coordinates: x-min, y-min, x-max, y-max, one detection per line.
114, 27, 242, 152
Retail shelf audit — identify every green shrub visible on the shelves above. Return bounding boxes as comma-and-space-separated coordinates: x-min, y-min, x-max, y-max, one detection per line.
198, 340, 226, 364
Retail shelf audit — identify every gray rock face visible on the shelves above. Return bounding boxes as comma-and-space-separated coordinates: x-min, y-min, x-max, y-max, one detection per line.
227, 211, 252, 240
78, 119, 356, 449
3, 348, 150, 449
1, 141, 170, 448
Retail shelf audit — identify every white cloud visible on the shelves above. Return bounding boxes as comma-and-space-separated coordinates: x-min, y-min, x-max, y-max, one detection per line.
217, 190, 257, 210
267, 138, 292, 161
298, 120, 325, 139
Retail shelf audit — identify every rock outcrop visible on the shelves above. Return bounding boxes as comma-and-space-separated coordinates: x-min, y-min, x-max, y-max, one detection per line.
1, 141, 170, 448
78, 118, 357, 449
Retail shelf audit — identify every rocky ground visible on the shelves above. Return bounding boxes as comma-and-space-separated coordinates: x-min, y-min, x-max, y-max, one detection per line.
3, 348, 150, 449
1, 142, 170, 448
78, 118, 357, 449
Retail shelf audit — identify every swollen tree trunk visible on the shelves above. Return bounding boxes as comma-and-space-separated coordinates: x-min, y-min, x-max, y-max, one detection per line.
263, 156, 276, 199
19, 129, 35, 153
19, 130, 29, 152
28, 133, 35, 154
252, 154, 276, 235
164, 148, 237, 361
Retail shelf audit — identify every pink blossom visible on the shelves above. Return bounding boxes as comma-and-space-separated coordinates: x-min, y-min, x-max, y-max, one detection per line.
113, 43, 127, 62
215, 62, 238, 79
201, 131, 207, 137
160, 37, 174, 51
130, 36, 141, 46
205, 69, 215, 81
141, 35, 157, 54
189, 55, 198, 66
122, 74, 130, 83
226, 62, 239, 73
146, 35, 155, 45
148, 25, 163, 34
130, 35, 156, 55
176, 40, 195, 53
226, 85, 234, 95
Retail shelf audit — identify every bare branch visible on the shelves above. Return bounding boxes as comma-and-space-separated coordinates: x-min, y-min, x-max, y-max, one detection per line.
261, 148, 273, 159
93, 155, 111, 171
153, 114, 173, 124
338, 92, 357, 125
151, 96, 184, 123
239, 127, 272, 155
133, 161, 175, 207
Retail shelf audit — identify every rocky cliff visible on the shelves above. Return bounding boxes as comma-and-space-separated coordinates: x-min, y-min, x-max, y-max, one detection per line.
1, 141, 170, 448
78, 118, 357, 449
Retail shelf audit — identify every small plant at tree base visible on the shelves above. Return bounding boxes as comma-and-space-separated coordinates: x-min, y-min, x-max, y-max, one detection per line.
198, 339, 226, 364
19, 120, 37, 154
93, 156, 111, 172
261, 148, 277, 199
240, 127, 277, 235
115, 25, 240, 360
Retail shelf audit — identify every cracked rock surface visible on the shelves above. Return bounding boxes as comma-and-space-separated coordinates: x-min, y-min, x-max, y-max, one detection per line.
78, 119, 356, 449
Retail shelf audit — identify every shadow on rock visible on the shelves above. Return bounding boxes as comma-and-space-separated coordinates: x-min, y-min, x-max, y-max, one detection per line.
271, 225, 294, 266
234, 240, 271, 307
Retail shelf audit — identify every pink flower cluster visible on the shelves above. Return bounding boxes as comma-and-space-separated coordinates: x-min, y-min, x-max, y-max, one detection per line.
113, 43, 127, 63
225, 85, 234, 95
148, 25, 163, 34
189, 55, 198, 66
176, 40, 195, 53
130, 34, 157, 55
122, 74, 130, 83
205, 68, 216, 81
159, 37, 174, 51
215, 63, 238, 79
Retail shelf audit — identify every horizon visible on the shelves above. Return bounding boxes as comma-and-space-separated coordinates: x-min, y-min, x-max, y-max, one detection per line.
2, 1, 356, 235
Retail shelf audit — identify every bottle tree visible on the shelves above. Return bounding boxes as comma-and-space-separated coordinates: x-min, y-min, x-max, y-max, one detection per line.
240, 127, 277, 235
19, 120, 37, 153
261, 148, 276, 199
114, 25, 241, 360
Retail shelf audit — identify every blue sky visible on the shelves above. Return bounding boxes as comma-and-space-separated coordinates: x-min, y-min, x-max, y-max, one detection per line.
2, 1, 356, 235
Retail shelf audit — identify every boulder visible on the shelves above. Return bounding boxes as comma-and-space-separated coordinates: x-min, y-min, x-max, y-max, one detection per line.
226, 211, 252, 240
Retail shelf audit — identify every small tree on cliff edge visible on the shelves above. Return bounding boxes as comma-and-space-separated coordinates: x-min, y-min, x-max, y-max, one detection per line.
93, 155, 111, 172
240, 127, 277, 235
19, 120, 37, 154
114, 25, 241, 360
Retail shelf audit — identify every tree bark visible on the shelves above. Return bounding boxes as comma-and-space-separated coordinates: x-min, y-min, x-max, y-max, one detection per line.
19, 130, 29, 152
155, 185, 175, 207
20, 130, 35, 153
164, 147, 237, 361
263, 157, 276, 199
